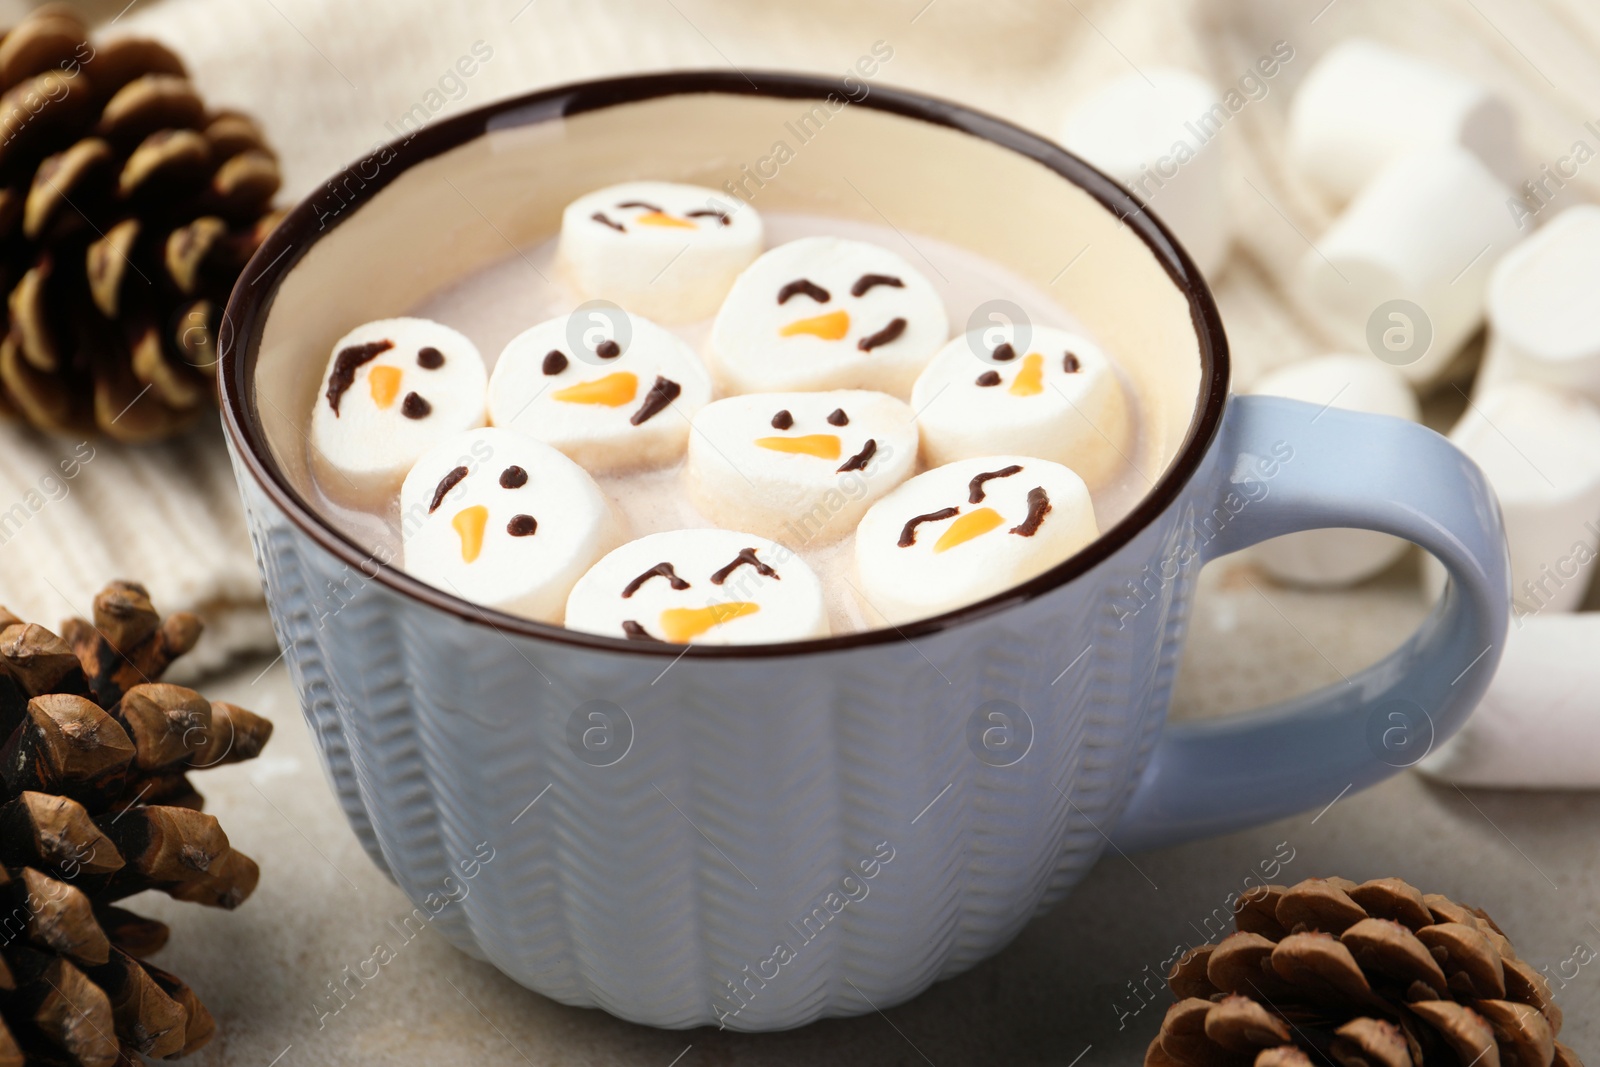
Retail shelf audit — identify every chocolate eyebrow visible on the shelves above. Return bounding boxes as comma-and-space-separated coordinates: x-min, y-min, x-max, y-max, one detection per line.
967, 464, 1023, 503
710, 547, 779, 585
777, 279, 830, 305
858, 318, 907, 351
591, 211, 625, 232
616, 200, 662, 211
850, 273, 904, 297
622, 562, 690, 598
429, 466, 468, 513
686, 208, 731, 225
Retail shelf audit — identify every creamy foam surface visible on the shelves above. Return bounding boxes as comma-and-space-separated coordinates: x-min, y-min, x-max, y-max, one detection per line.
306, 212, 1149, 635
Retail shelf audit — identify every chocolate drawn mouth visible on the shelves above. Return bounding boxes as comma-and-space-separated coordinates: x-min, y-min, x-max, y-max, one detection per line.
857, 317, 906, 352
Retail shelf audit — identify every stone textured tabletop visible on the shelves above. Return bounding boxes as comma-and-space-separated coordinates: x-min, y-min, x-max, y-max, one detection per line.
159, 551, 1598, 1065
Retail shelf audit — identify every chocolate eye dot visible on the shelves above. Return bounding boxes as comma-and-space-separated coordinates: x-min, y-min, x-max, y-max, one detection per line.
595, 340, 621, 359
771, 409, 793, 430
975, 370, 1001, 387
417, 347, 445, 369
507, 514, 537, 536
991, 343, 1016, 362
1063, 351, 1081, 373
826, 408, 848, 426
401, 392, 431, 419
542, 350, 568, 375
500, 465, 528, 489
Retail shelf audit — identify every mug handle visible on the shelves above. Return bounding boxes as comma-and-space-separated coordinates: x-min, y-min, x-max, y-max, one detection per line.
1108, 393, 1510, 852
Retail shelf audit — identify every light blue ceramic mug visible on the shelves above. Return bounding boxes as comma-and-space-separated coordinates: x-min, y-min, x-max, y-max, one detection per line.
219, 72, 1509, 1030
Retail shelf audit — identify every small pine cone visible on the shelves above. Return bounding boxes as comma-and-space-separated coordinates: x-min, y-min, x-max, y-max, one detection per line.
0, 5, 282, 442
1146, 876, 1583, 1067
0, 580, 271, 1063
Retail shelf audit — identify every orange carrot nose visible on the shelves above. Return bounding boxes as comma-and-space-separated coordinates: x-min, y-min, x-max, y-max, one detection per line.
659, 602, 761, 642
452, 505, 488, 563
754, 434, 841, 459
636, 211, 696, 229
368, 365, 402, 408
552, 371, 639, 407
1008, 353, 1045, 396
934, 507, 1003, 553
780, 310, 850, 341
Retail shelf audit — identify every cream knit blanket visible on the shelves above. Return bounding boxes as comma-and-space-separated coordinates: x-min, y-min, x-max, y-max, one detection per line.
0, 0, 1593, 674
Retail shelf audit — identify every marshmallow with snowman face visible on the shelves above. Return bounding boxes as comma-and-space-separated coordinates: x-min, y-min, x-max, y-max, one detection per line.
399, 427, 620, 624
565, 529, 830, 644
310, 317, 487, 507
686, 390, 918, 544
487, 312, 712, 473
911, 325, 1131, 491
559, 181, 763, 323
854, 456, 1099, 625
709, 236, 949, 398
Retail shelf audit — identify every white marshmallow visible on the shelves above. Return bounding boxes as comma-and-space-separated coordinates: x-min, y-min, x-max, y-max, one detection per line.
687, 390, 918, 545
1419, 613, 1600, 788
708, 236, 949, 398
399, 427, 620, 624
487, 313, 712, 473
854, 456, 1098, 625
1298, 146, 1522, 387
1060, 68, 1233, 276
1479, 205, 1600, 407
558, 181, 762, 323
1425, 382, 1600, 614
309, 318, 487, 507
1287, 39, 1521, 205
1247, 355, 1420, 587
565, 530, 829, 644
910, 326, 1131, 491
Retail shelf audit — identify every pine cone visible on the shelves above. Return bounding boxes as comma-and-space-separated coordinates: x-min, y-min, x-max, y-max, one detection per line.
1146, 877, 1581, 1067
0, 580, 272, 1065
0, 4, 282, 442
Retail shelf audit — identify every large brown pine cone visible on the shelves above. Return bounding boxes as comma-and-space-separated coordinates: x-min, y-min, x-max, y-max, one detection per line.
1146, 877, 1581, 1067
0, 580, 272, 1065
0, 3, 281, 442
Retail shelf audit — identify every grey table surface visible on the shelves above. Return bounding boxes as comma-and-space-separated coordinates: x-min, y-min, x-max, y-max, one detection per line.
160, 550, 1598, 1066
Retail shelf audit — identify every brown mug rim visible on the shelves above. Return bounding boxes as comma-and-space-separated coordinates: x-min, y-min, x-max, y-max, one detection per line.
218, 69, 1231, 659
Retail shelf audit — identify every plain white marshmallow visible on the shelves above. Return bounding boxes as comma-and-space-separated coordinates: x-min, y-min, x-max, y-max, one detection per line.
687, 390, 918, 545
1060, 68, 1233, 276
1424, 382, 1600, 614
1247, 355, 1420, 587
565, 529, 829, 644
911, 326, 1131, 492
399, 427, 620, 624
558, 181, 762, 323
1297, 146, 1522, 387
310, 317, 487, 509
487, 313, 712, 473
1287, 39, 1521, 205
1419, 613, 1600, 788
1475, 205, 1600, 408
708, 236, 949, 398
854, 455, 1098, 626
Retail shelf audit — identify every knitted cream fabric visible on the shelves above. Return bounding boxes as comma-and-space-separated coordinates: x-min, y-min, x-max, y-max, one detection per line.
0, 0, 1593, 675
